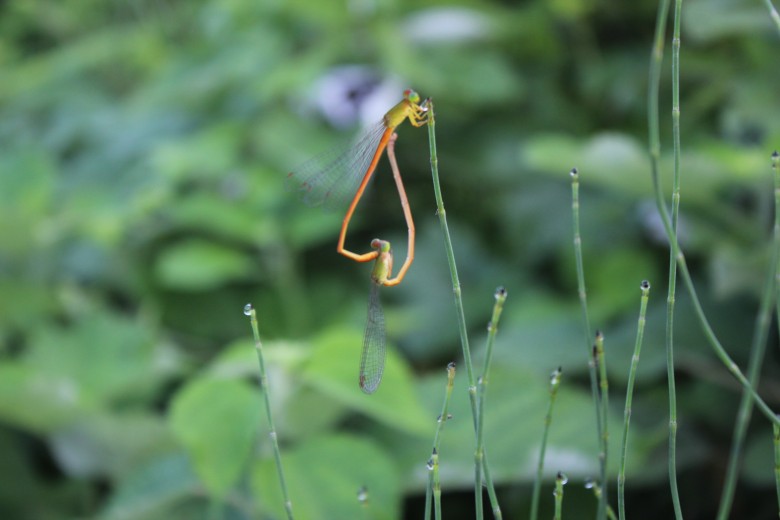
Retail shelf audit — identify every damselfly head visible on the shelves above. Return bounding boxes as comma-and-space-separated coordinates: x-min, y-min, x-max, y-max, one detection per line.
403, 89, 421, 104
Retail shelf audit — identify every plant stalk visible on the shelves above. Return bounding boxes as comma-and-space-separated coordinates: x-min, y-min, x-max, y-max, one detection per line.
570, 167, 606, 520
530, 367, 563, 520
245, 304, 294, 520
618, 281, 651, 520
425, 363, 456, 520
425, 100, 502, 518
717, 152, 780, 518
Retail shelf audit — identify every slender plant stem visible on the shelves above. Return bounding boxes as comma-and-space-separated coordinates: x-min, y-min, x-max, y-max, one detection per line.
774, 423, 780, 515
647, 1, 778, 429
570, 167, 606, 520
530, 367, 563, 520
717, 153, 780, 518
588, 480, 618, 520
618, 281, 651, 520
762, 0, 780, 32
656, 203, 780, 422
774, 152, 780, 362
647, 0, 672, 256
664, 0, 685, 515
430, 449, 442, 520
244, 303, 294, 520
425, 362, 456, 520
553, 472, 567, 520
475, 288, 508, 516
648, 0, 673, 504
594, 331, 610, 519
425, 100, 501, 518
425, 459, 433, 519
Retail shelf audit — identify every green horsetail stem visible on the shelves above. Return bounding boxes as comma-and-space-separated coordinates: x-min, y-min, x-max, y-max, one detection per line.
244, 304, 294, 520
425, 99, 501, 519
618, 281, 651, 520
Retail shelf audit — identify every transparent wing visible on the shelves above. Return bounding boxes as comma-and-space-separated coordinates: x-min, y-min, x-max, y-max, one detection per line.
359, 281, 386, 394
286, 120, 388, 210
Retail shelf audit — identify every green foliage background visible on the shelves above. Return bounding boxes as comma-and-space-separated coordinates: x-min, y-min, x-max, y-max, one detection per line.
1, 0, 779, 518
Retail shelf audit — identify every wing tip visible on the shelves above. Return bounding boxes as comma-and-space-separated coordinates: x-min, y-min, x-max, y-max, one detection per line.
359, 376, 380, 394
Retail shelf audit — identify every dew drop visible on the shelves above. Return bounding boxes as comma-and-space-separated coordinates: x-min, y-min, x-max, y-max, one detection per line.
426, 459, 434, 470
357, 485, 369, 504
243, 303, 254, 316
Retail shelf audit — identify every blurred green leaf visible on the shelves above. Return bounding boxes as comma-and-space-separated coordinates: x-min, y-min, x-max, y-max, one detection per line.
301, 327, 430, 435
154, 239, 254, 290
252, 434, 402, 520
524, 133, 769, 206
585, 248, 660, 321
741, 430, 776, 486
491, 290, 585, 376
685, 0, 770, 41
166, 192, 279, 247
2, 0, 779, 516
24, 310, 164, 406
51, 412, 173, 479
0, 363, 84, 432
400, 46, 523, 106
152, 123, 242, 182
102, 453, 202, 520
385, 364, 667, 491
169, 377, 261, 499
206, 338, 348, 442
0, 427, 82, 518
0, 147, 55, 256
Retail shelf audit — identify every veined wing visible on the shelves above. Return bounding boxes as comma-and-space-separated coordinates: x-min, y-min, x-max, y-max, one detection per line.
359, 280, 386, 394
286, 120, 388, 210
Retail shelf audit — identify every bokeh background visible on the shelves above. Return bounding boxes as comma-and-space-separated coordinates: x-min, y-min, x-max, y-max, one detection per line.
2, 0, 780, 518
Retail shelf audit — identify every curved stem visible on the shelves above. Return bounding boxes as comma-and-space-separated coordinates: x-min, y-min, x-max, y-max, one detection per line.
425, 363, 455, 519
647, 4, 778, 429
717, 153, 780, 517
425, 100, 502, 519
618, 282, 651, 520
761, 0, 780, 32
664, 0, 685, 515
475, 288, 508, 518
245, 304, 294, 520
594, 332, 610, 519
570, 168, 606, 519
530, 368, 563, 520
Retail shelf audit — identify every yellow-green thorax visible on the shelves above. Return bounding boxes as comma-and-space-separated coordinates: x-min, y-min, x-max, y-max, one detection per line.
370, 239, 393, 285
383, 89, 421, 129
